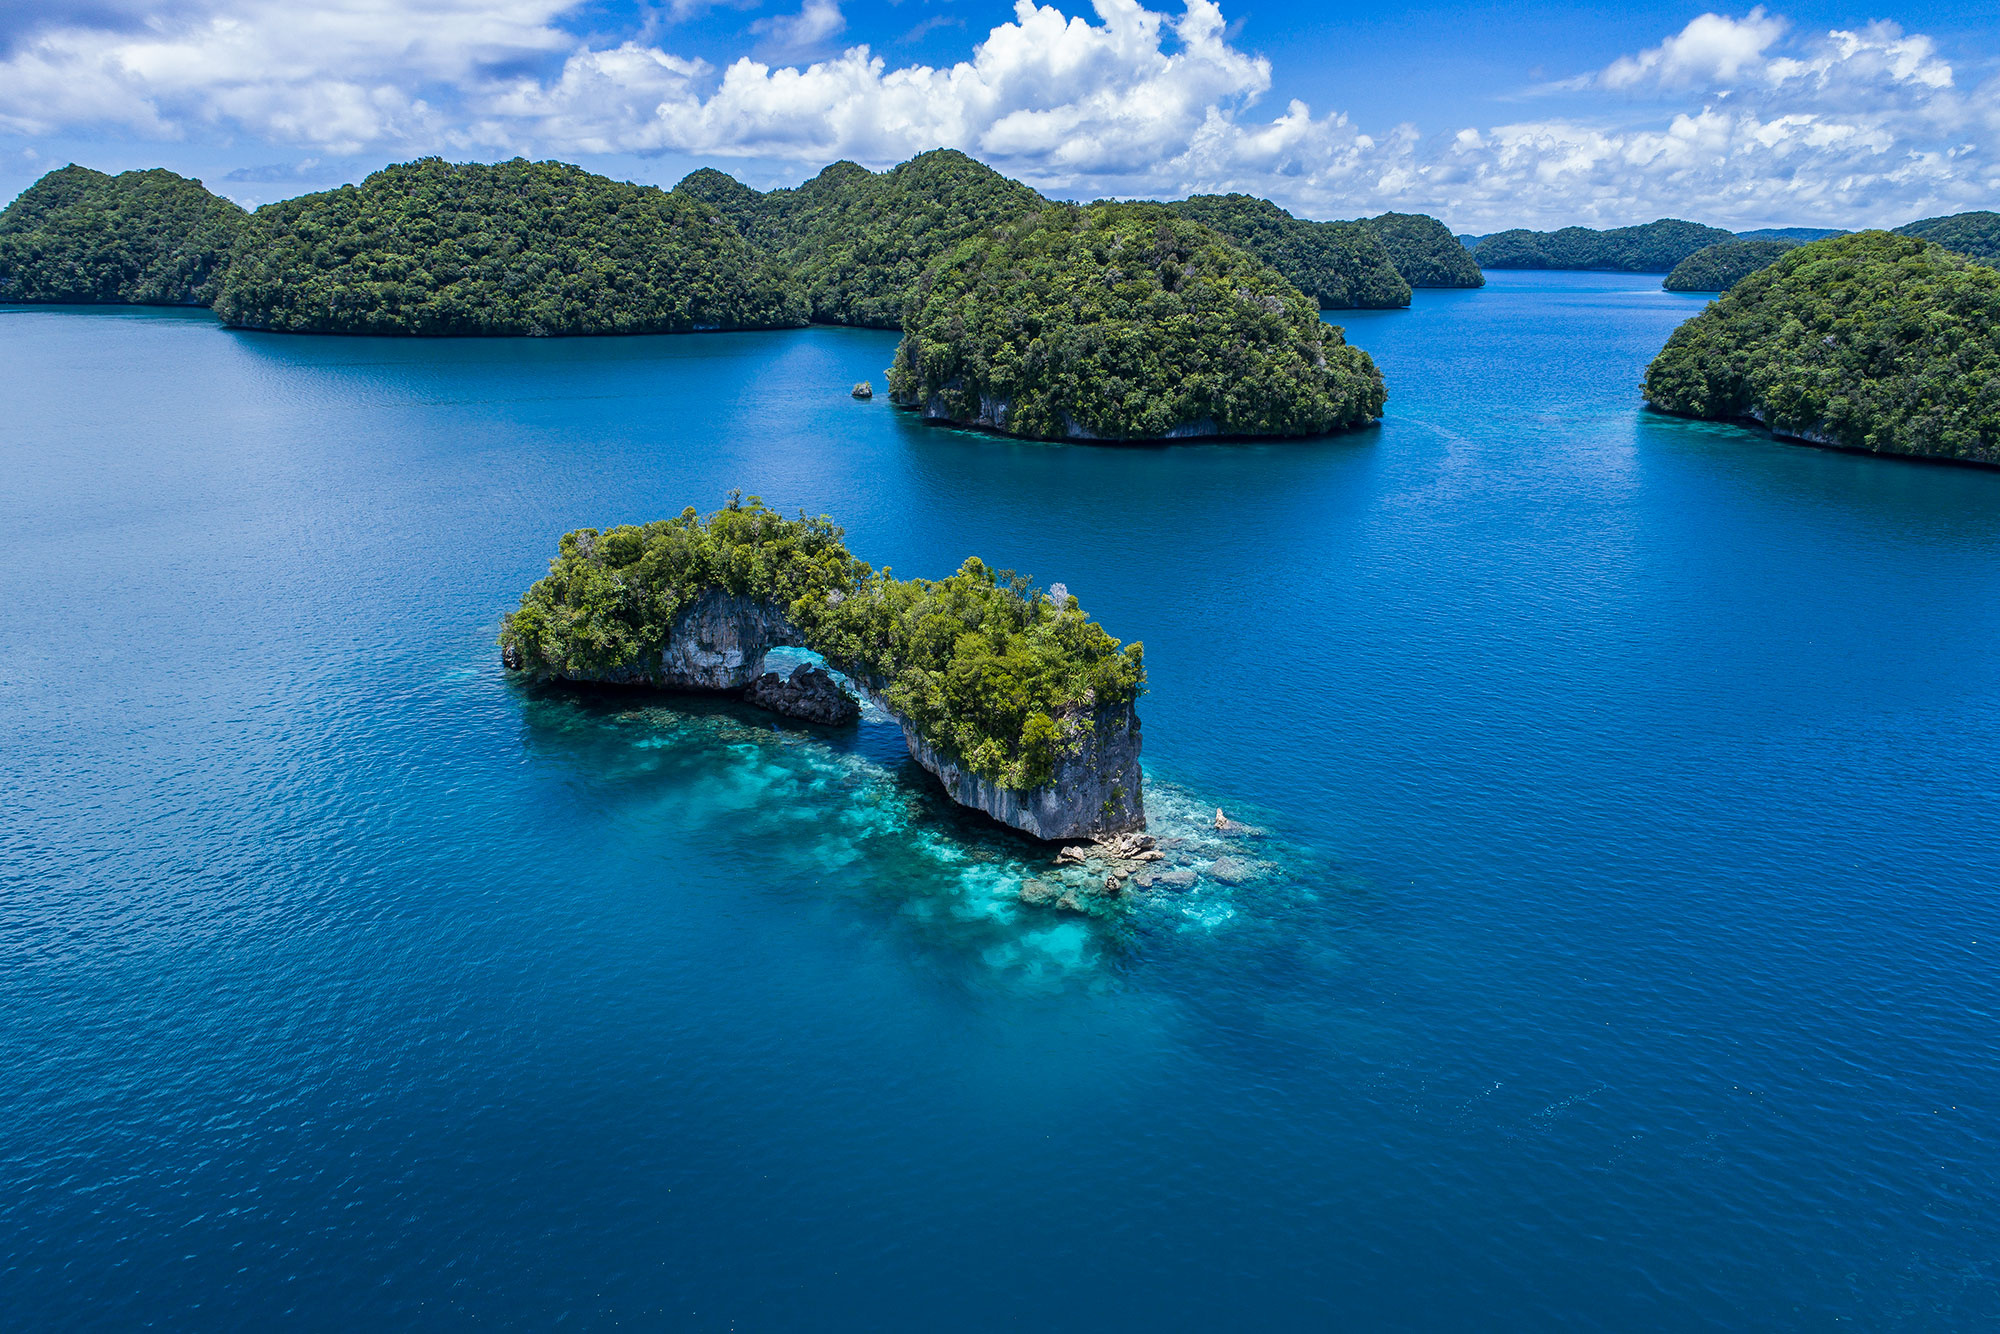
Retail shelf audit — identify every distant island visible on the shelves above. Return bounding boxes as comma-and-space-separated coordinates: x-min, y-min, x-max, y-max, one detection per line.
1474, 219, 1737, 272
1164, 193, 1411, 309
1894, 211, 2000, 266
501, 496, 1146, 840
1663, 239, 1800, 292
673, 149, 1045, 329
0, 165, 244, 306
887, 203, 1386, 441
1643, 231, 2000, 465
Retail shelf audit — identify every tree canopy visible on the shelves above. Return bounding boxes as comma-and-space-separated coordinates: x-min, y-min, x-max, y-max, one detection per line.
675, 150, 1048, 328
1474, 219, 1737, 272
1163, 194, 1411, 308
887, 202, 1385, 441
0, 165, 245, 306
501, 497, 1145, 790
214, 158, 806, 335
1662, 239, 1798, 292
1894, 211, 2000, 266
1643, 231, 2000, 464
1357, 212, 1485, 288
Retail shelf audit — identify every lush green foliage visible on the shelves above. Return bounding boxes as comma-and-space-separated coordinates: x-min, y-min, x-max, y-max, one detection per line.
500, 497, 1145, 789
676, 150, 1048, 328
1736, 227, 1846, 243
0, 165, 245, 305
1894, 211, 2000, 266
886, 202, 1386, 440
214, 158, 805, 335
1643, 232, 2000, 464
1164, 194, 1410, 308
1663, 239, 1798, 292
1357, 212, 1485, 288
1474, 219, 1736, 271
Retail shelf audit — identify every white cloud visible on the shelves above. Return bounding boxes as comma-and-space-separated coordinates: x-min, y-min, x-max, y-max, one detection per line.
1601, 8, 1788, 90
751, 0, 846, 54
0, 0, 1993, 228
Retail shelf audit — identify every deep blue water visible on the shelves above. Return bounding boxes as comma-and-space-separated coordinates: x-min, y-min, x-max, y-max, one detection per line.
4, 271, 1998, 1329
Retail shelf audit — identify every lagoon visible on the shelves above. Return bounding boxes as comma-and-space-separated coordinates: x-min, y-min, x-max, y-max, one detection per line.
3, 272, 1998, 1327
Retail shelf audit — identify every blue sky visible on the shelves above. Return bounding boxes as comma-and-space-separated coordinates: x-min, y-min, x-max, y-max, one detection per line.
1, 0, 1994, 229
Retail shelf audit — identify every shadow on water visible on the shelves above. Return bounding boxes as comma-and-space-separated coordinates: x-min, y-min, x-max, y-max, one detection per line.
506, 677, 1364, 994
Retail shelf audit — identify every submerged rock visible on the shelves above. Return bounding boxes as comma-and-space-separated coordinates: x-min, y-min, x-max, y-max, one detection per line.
1205, 856, 1254, 884
1018, 878, 1059, 906
743, 663, 860, 726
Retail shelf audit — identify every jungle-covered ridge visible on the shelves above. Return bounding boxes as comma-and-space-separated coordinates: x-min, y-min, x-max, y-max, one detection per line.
1473, 219, 1739, 272
1894, 211, 2000, 266
500, 497, 1145, 793
1643, 231, 2000, 465
0, 150, 1478, 331
1160, 194, 1410, 308
887, 202, 1387, 442
1663, 239, 1801, 292
0, 165, 245, 306
214, 158, 806, 335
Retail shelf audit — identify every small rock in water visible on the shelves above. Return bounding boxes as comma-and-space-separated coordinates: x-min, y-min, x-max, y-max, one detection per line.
1154, 868, 1197, 891
1212, 808, 1263, 837
851, 380, 874, 399
1056, 889, 1083, 913
743, 663, 860, 726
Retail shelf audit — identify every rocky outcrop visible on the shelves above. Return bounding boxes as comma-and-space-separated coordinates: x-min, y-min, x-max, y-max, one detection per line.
516, 589, 803, 689
743, 663, 860, 725
507, 587, 1143, 841
871, 690, 1144, 840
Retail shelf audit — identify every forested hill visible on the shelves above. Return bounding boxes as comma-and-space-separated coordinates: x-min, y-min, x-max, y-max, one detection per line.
213, 158, 806, 336
1662, 239, 1798, 292
889, 202, 1385, 441
673, 150, 1049, 328
1643, 232, 2000, 464
1474, 219, 1737, 272
1163, 194, 1410, 309
0, 165, 245, 306
1894, 211, 2000, 266
1356, 213, 1484, 288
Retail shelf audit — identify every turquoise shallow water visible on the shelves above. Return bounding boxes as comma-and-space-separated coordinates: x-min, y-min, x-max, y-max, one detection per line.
3, 273, 1998, 1328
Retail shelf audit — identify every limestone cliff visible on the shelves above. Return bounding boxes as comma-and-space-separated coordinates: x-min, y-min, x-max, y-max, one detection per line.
859, 682, 1145, 840
504, 587, 1144, 841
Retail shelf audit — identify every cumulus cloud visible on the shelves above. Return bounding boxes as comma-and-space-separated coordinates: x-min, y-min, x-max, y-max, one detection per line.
751, 0, 846, 54
1600, 8, 1789, 90
0, 0, 1992, 227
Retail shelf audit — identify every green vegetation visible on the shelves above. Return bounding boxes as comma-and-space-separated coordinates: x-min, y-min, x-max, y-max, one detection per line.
887, 202, 1385, 441
1163, 194, 1410, 308
1643, 231, 2000, 464
501, 497, 1145, 790
214, 157, 805, 335
1357, 212, 1484, 288
0, 165, 245, 305
675, 150, 1048, 328
1894, 211, 2000, 266
1736, 227, 1846, 243
1474, 219, 1736, 271
1663, 239, 1798, 292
